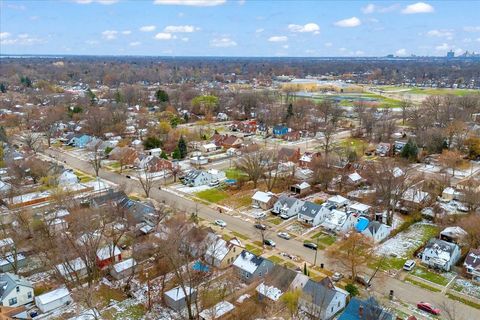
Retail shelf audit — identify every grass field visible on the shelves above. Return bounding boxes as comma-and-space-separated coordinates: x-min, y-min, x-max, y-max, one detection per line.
377, 86, 478, 97
195, 188, 229, 203
446, 293, 480, 309
411, 266, 449, 286
232, 231, 249, 240
245, 244, 262, 256
225, 168, 247, 180
405, 277, 441, 293
268, 255, 284, 264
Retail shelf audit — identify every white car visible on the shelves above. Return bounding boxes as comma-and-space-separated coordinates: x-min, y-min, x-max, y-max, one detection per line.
209, 180, 220, 187
277, 232, 291, 240
254, 212, 267, 219
215, 219, 227, 228
403, 259, 416, 271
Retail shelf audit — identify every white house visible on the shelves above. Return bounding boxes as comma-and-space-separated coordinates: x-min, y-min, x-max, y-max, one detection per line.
347, 172, 363, 185
35, 287, 73, 313
361, 221, 391, 243
326, 195, 349, 208
147, 148, 162, 157
298, 202, 330, 226
58, 170, 79, 186
164, 286, 197, 311
201, 143, 218, 153
300, 278, 348, 320
0, 273, 34, 307
321, 210, 357, 234
348, 202, 371, 216
464, 248, 480, 282
252, 191, 277, 210
182, 169, 225, 187
272, 196, 304, 219
421, 238, 461, 271
56, 257, 88, 282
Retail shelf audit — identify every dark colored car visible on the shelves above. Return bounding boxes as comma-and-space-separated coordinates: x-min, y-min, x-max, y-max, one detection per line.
254, 223, 267, 230
303, 242, 317, 250
264, 239, 276, 247
417, 302, 441, 315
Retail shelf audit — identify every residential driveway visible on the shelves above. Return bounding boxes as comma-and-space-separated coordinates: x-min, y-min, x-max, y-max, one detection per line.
42, 147, 480, 320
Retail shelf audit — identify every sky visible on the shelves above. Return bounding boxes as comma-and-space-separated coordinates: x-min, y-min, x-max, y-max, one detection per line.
1, 0, 480, 57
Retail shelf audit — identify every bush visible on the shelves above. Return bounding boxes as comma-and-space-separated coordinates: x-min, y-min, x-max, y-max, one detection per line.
345, 283, 359, 297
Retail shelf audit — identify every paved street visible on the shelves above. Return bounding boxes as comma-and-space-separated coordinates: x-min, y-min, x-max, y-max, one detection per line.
42, 147, 480, 320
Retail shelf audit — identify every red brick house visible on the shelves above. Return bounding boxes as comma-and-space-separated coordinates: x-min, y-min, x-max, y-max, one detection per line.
96, 245, 122, 269
299, 152, 321, 168
283, 131, 301, 141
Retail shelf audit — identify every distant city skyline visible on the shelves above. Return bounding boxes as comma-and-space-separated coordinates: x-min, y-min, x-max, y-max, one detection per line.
1, 0, 480, 57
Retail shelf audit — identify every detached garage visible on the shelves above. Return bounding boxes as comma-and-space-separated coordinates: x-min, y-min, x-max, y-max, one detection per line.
35, 287, 73, 313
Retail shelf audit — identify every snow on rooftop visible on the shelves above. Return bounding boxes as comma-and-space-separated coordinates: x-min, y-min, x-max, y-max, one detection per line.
233, 251, 262, 274
348, 172, 362, 182
206, 238, 229, 262
96, 245, 121, 261
256, 283, 283, 301
56, 257, 86, 277
252, 191, 273, 203
113, 258, 136, 273
0, 237, 14, 248
328, 195, 348, 205
165, 286, 196, 301
199, 301, 235, 320
36, 287, 70, 305
349, 202, 371, 212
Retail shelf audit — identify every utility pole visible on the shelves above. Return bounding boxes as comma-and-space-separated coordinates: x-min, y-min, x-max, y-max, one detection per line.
313, 237, 319, 266
146, 272, 151, 310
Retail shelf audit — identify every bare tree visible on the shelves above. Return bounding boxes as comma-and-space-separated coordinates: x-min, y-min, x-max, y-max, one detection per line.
136, 166, 157, 197
21, 131, 43, 154
235, 151, 268, 189
89, 144, 103, 177
439, 149, 465, 177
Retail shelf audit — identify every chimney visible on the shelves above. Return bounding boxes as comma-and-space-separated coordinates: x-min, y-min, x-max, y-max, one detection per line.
359, 305, 364, 318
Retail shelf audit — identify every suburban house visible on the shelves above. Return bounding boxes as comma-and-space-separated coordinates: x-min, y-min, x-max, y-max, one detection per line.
0, 273, 34, 307
182, 169, 225, 187
137, 156, 173, 173
299, 152, 321, 168
199, 300, 236, 320
67, 134, 92, 148
278, 147, 301, 163
190, 154, 208, 166
108, 147, 138, 165
212, 134, 243, 149
255, 265, 297, 302
361, 221, 391, 243
205, 237, 243, 269
290, 182, 311, 195
164, 286, 197, 311
299, 278, 348, 320
348, 202, 371, 216
251, 191, 277, 210
440, 226, 467, 244
283, 130, 301, 141
58, 170, 79, 186
401, 188, 430, 210
0, 252, 27, 273
110, 258, 137, 280
201, 143, 218, 153
232, 250, 274, 284
272, 196, 304, 219
375, 143, 391, 157
35, 287, 73, 313
298, 202, 330, 226
421, 238, 461, 271
327, 195, 349, 208
55, 257, 88, 282
464, 248, 480, 282
347, 172, 363, 185
338, 297, 394, 320
96, 245, 122, 269
321, 209, 357, 234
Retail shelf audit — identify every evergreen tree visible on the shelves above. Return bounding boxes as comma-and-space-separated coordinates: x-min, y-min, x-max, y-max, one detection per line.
0, 83, 6, 93
400, 139, 418, 161
286, 103, 294, 119
143, 136, 162, 150
183, 113, 189, 123
303, 263, 308, 275
178, 136, 187, 159
160, 150, 168, 159
155, 89, 169, 103
172, 147, 181, 160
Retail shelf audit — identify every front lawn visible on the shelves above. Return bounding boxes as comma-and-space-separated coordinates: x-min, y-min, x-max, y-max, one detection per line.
225, 168, 247, 180
405, 277, 441, 293
245, 244, 262, 256
268, 255, 284, 264
411, 266, 449, 286
195, 188, 229, 203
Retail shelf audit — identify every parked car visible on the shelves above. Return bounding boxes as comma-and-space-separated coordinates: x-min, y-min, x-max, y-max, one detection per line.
209, 180, 220, 187
254, 212, 267, 219
403, 260, 416, 271
332, 272, 344, 282
417, 302, 441, 315
254, 223, 267, 230
264, 239, 276, 247
354, 274, 371, 287
126, 175, 131, 179
277, 232, 291, 240
303, 242, 317, 250
215, 219, 227, 228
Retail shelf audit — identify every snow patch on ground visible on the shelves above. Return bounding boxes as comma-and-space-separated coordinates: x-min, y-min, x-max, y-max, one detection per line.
376, 223, 431, 258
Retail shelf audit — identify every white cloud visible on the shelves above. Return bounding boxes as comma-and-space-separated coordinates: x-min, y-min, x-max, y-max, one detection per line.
426, 29, 453, 39
163, 25, 197, 33
255, 28, 264, 33
334, 17, 361, 28
268, 35, 288, 42
362, 3, 399, 14
0, 32, 11, 39
154, 32, 172, 40
129, 41, 141, 46
181, 37, 189, 42
122, 30, 132, 35
477, 38, 480, 42
401, 2, 434, 14
210, 37, 237, 47
464, 26, 480, 32
153, 0, 225, 6
102, 30, 118, 40
396, 48, 407, 56
435, 43, 450, 51
282, 44, 289, 49
324, 42, 333, 47
288, 23, 320, 34
353, 50, 364, 55
140, 25, 156, 32
85, 40, 99, 45
76, 0, 119, 4
1, 33, 44, 45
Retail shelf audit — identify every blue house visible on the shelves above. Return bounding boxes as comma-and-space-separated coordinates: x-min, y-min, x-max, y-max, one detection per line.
68, 134, 92, 148
273, 125, 288, 136
338, 297, 394, 320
